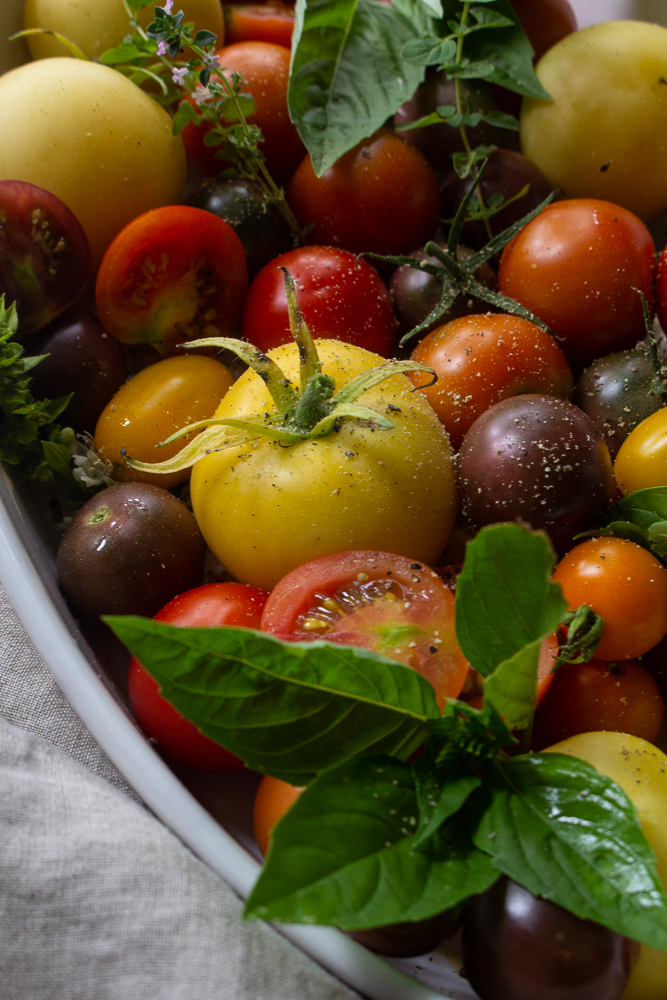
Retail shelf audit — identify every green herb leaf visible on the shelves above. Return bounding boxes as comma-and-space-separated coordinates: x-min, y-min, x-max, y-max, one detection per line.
104, 618, 441, 784
472, 754, 667, 951
194, 29, 217, 46
172, 100, 199, 135
100, 42, 142, 64
289, 0, 427, 176
245, 755, 499, 928
412, 752, 481, 847
579, 487, 667, 563
403, 37, 457, 66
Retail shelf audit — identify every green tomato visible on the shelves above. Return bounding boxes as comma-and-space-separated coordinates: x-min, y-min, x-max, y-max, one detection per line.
520, 20, 667, 222
547, 731, 667, 1000
0, 58, 186, 267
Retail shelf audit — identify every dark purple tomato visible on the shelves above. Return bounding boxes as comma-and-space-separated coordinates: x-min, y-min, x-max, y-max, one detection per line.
350, 907, 462, 958
28, 312, 128, 433
394, 72, 517, 179
0, 180, 91, 336
458, 394, 615, 552
573, 346, 667, 460
389, 244, 497, 340
57, 483, 206, 621
463, 877, 637, 1000
440, 149, 553, 250
187, 177, 292, 280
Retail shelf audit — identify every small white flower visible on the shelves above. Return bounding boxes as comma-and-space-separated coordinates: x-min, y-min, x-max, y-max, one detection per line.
163, 0, 174, 13
157, 40, 168, 56
193, 84, 212, 105
203, 52, 221, 68
172, 66, 188, 86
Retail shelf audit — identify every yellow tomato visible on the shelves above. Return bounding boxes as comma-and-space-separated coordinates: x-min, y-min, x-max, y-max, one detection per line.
190, 341, 458, 590
0, 58, 186, 267
23, 0, 224, 60
521, 21, 667, 222
95, 354, 234, 490
614, 408, 667, 495
547, 731, 667, 1000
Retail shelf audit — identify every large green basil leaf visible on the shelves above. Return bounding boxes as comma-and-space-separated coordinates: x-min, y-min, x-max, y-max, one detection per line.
245, 755, 499, 927
105, 617, 440, 784
472, 753, 667, 950
580, 487, 667, 563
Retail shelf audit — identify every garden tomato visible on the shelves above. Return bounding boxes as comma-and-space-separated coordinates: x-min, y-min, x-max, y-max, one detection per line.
189, 340, 458, 590
552, 537, 667, 661
224, 4, 294, 48
509, 0, 577, 62
532, 657, 665, 750
461, 632, 558, 711
181, 41, 305, 185
95, 354, 235, 490
657, 246, 667, 334
409, 313, 573, 450
95, 205, 247, 357
615, 408, 667, 495
253, 774, 304, 856
242, 247, 397, 356
261, 550, 469, 709
288, 129, 441, 256
129, 582, 268, 773
497, 199, 655, 370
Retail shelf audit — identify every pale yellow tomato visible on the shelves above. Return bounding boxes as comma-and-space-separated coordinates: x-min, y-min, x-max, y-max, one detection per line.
190, 341, 458, 590
23, 0, 224, 61
547, 731, 667, 1000
615, 408, 667, 495
521, 21, 667, 221
0, 58, 186, 267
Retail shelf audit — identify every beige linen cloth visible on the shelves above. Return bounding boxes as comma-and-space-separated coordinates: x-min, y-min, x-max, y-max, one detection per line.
0, 582, 361, 1000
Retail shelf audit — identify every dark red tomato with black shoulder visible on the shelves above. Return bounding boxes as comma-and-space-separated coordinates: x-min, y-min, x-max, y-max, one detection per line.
224, 4, 294, 48
0, 179, 91, 336
260, 551, 469, 710
95, 205, 247, 357
242, 246, 397, 355
129, 582, 269, 773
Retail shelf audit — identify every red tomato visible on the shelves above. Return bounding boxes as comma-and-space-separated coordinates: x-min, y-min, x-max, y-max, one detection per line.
95, 205, 247, 356
181, 41, 305, 185
409, 313, 573, 450
462, 632, 558, 711
128, 582, 269, 773
288, 129, 441, 256
497, 199, 656, 370
532, 656, 665, 750
552, 537, 667, 661
260, 550, 469, 710
242, 246, 397, 355
224, 4, 294, 48
656, 245, 667, 334
253, 774, 304, 856
510, 0, 577, 61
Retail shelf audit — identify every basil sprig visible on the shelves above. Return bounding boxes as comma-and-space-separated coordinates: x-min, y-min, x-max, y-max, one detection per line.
578, 486, 667, 564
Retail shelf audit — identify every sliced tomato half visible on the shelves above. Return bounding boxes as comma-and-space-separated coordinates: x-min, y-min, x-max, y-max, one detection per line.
261, 551, 469, 710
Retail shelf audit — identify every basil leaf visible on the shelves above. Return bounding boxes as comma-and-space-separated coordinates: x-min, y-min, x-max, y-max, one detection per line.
472, 754, 667, 950
105, 617, 440, 784
483, 637, 545, 730
413, 753, 481, 847
581, 487, 667, 563
289, 0, 427, 176
99, 42, 143, 64
245, 755, 499, 928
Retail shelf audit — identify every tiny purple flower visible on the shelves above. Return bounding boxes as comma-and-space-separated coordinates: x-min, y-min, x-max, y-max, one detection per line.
193, 85, 212, 106
157, 40, 168, 56
172, 66, 188, 86
163, 0, 174, 12
203, 52, 221, 68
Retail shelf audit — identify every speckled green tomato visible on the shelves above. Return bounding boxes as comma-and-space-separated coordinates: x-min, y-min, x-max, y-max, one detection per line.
190, 340, 458, 590
615, 408, 667, 495
520, 21, 667, 222
547, 732, 667, 1000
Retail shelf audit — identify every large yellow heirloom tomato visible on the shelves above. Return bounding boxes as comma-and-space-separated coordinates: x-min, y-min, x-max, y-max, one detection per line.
190, 341, 458, 590
23, 0, 224, 61
615, 408, 667, 495
0, 58, 186, 267
521, 21, 667, 222
547, 731, 667, 1000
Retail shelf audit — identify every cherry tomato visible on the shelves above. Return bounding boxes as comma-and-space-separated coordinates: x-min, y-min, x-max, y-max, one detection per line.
95, 205, 247, 357
242, 246, 397, 355
260, 550, 469, 710
552, 537, 667, 661
509, 0, 577, 61
95, 354, 235, 490
615, 407, 667, 495
462, 632, 558, 711
181, 41, 305, 185
129, 582, 268, 773
532, 657, 665, 750
288, 129, 441, 256
657, 246, 667, 334
497, 199, 656, 369
253, 774, 304, 856
224, 4, 294, 48
409, 313, 573, 450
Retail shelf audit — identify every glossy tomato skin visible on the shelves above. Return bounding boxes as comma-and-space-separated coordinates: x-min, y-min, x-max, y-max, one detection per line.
509, 0, 577, 61
95, 205, 247, 356
181, 42, 305, 185
288, 130, 441, 256
463, 876, 636, 1000
497, 199, 655, 370
253, 774, 304, 857
532, 657, 665, 750
242, 247, 397, 355
0, 180, 91, 336
261, 550, 469, 709
190, 340, 458, 590
657, 246, 667, 334
129, 582, 268, 773
95, 354, 235, 490
615, 408, 667, 495
409, 313, 573, 450
224, 4, 294, 48
552, 537, 667, 661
